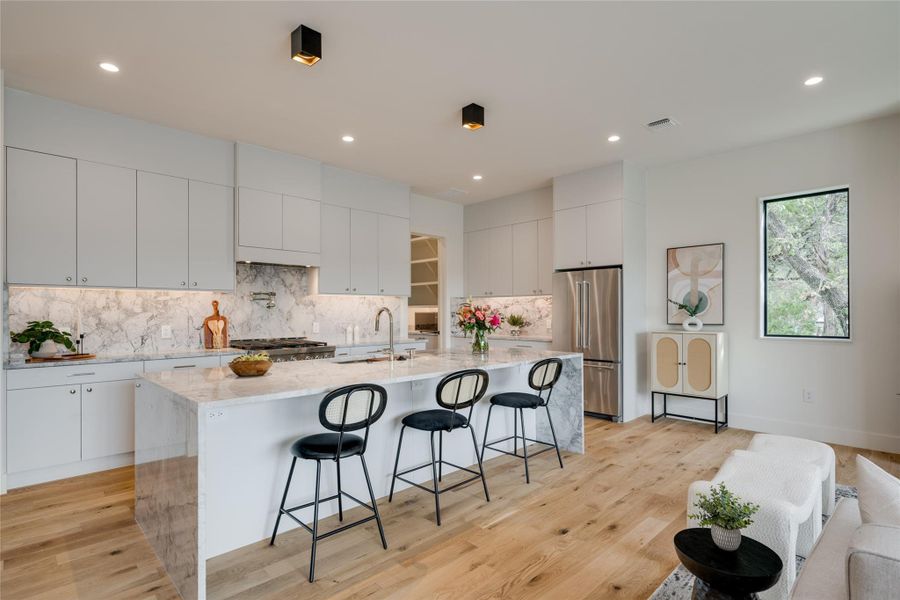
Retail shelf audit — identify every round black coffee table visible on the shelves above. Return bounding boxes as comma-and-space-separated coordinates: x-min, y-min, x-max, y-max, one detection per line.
674, 528, 782, 600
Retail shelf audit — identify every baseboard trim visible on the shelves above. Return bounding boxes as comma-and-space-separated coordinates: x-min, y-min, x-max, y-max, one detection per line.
729, 413, 900, 454
6, 453, 134, 489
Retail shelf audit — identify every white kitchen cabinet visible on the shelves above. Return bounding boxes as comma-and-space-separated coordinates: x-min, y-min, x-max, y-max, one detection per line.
585, 199, 623, 267
81, 380, 135, 460
466, 229, 491, 296
553, 206, 587, 270
283, 194, 321, 254
6, 148, 77, 286
512, 221, 539, 296
537, 217, 553, 295
378, 214, 411, 296
76, 160, 137, 288
236, 143, 321, 200
322, 165, 410, 218
238, 187, 282, 249
7, 385, 82, 473
350, 210, 380, 294
489, 225, 513, 296
138, 171, 189, 289
189, 180, 234, 291
650, 331, 727, 399
319, 204, 351, 293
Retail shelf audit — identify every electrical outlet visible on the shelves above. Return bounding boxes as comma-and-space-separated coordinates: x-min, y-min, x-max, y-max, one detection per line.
802, 389, 815, 404
161, 325, 173, 339
312, 322, 320, 334
207, 409, 226, 421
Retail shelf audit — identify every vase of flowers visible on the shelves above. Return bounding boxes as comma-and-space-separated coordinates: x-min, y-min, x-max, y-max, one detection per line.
456, 302, 503, 354
689, 482, 759, 551
668, 298, 704, 331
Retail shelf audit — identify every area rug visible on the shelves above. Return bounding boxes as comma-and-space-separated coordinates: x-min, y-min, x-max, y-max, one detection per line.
647, 485, 858, 599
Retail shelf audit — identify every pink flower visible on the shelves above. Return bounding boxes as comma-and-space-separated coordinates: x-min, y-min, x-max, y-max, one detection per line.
475, 310, 484, 320
489, 314, 501, 327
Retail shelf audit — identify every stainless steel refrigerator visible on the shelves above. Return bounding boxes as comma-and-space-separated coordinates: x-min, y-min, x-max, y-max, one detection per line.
551, 267, 622, 420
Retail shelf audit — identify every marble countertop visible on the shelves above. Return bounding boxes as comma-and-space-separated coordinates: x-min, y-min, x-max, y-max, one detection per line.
451, 333, 553, 343
3, 347, 244, 370
329, 337, 423, 349
141, 348, 581, 408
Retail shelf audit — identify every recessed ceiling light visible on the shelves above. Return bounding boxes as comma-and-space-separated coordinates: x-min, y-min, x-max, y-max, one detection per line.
342, 135, 355, 142
804, 76, 824, 86
472, 175, 483, 181
99, 62, 119, 73
607, 135, 621, 142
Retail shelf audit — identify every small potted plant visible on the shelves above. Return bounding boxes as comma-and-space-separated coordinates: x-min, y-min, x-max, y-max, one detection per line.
456, 302, 503, 354
506, 314, 531, 337
668, 297, 704, 331
689, 482, 759, 551
10, 320, 76, 357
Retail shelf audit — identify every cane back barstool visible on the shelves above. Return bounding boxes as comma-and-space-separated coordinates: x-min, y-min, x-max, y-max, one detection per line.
481, 358, 564, 483
388, 369, 490, 526
269, 383, 388, 582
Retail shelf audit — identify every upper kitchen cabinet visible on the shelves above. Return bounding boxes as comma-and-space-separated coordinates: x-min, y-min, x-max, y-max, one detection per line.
319, 204, 351, 293
189, 181, 234, 291
537, 217, 553, 294
77, 160, 137, 288
137, 171, 189, 289
350, 210, 379, 294
321, 165, 410, 219
553, 164, 627, 269
235, 143, 322, 266
378, 214, 411, 296
6, 148, 77, 286
512, 221, 539, 295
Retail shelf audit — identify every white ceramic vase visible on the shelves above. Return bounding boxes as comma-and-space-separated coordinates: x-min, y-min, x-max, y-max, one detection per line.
32, 340, 59, 358
710, 525, 742, 551
682, 316, 704, 332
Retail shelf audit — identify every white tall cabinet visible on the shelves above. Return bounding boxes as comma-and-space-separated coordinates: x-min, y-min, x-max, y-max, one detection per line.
465, 218, 550, 297
189, 180, 234, 290
6, 148, 77, 286
138, 171, 189, 289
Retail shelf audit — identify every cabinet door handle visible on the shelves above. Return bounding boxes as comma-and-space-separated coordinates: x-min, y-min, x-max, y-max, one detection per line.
345, 288, 350, 291
352, 288, 357, 292
86, 387, 93, 392
173, 364, 196, 369
66, 276, 72, 282
68, 372, 96, 377
380, 288, 384, 293
81, 277, 88, 283
69, 389, 77, 394
181, 281, 186, 286
192, 282, 198, 287
135, 383, 142, 388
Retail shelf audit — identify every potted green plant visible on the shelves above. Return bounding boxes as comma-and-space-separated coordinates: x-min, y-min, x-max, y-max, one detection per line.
506, 314, 531, 336
668, 297, 704, 331
10, 320, 77, 357
689, 482, 759, 551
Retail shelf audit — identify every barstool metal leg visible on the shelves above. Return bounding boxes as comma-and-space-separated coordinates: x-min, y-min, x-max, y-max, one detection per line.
270, 456, 297, 545
544, 405, 564, 469
438, 430, 443, 482
336, 457, 344, 521
480, 404, 495, 463
388, 425, 407, 502
429, 431, 442, 526
360, 454, 388, 549
309, 459, 322, 582
519, 408, 530, 483
468, 425, 490, 502
513, 410, 518, 456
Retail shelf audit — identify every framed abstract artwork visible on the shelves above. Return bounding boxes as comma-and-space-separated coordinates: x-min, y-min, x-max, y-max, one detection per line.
666, 243, 725, 325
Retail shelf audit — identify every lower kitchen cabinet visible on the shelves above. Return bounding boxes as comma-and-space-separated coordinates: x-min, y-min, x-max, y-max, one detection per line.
7, 385, 82, 474
81, 380, 136, 460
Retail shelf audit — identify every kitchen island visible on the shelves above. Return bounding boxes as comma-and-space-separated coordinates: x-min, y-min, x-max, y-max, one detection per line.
135, 348, 583, 600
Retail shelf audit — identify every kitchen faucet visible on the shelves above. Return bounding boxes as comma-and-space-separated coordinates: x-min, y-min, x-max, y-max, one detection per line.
374, 306, 395, 360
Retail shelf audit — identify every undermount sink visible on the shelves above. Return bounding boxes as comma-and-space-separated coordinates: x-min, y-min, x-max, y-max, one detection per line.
335, 355, 408, 364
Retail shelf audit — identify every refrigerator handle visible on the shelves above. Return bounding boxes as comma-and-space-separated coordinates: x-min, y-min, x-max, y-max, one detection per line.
575, 281, 583, 348
583, 280, 591, 348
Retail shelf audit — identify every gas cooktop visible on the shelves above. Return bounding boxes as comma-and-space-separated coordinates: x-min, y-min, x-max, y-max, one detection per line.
230, 337, 335, 361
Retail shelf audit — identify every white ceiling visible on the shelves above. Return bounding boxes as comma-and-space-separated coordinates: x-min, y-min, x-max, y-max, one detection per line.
2, 1, 898, 204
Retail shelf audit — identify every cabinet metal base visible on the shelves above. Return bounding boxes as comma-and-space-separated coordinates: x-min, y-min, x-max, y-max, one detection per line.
651, 391, 729, 434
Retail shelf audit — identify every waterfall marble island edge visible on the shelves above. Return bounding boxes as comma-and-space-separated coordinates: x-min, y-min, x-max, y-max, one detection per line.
135, 348, 584, 600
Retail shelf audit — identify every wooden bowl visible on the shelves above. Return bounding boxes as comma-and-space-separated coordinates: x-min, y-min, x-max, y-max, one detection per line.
229, 359, 273, 377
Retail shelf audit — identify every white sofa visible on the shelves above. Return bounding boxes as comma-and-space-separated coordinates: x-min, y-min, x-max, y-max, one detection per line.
791, 497, 900, 599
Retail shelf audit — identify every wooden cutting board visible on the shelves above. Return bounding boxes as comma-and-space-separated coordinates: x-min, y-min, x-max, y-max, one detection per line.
203, 300, 229, 349
27, 353, 97, 363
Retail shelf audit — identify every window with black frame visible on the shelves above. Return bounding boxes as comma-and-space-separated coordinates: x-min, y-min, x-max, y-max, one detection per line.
762, 188, 849, 339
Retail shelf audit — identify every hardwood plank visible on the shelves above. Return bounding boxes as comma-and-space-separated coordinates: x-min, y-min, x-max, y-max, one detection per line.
2, 418, 897, 600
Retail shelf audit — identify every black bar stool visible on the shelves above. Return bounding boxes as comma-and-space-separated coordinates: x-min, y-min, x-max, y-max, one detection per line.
269, 383, 388, 582
388, 369, 490, 526
481, 358, 564, 483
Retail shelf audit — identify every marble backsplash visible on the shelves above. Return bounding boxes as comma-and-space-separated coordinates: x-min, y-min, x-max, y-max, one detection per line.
6, 264, 406, 356
449, 295, 552, 337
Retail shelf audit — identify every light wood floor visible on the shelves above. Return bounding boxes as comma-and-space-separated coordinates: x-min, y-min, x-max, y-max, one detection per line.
2, 417, 898, 600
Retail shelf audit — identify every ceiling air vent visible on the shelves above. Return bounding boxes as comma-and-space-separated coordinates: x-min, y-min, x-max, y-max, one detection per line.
645, 117, 680, 131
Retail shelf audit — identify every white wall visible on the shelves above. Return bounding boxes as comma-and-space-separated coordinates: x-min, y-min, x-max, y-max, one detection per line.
410, 194, 464, 348
645, 114, 900, 452
1, 71, 6, 493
